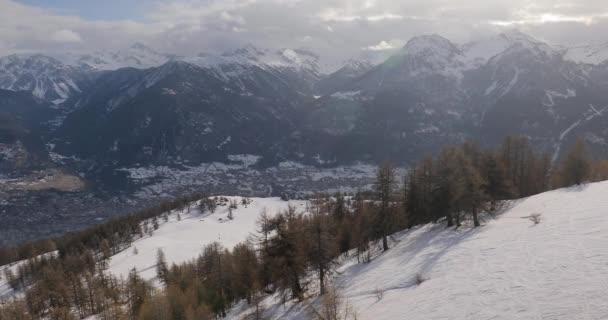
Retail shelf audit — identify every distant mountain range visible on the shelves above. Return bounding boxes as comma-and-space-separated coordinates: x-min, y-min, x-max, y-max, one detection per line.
4, 30, 608, 246
2, 30, 608, 182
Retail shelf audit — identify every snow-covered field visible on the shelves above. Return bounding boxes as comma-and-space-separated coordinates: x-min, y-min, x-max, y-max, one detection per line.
228, 181, 608, 320
108, 197, 308, 280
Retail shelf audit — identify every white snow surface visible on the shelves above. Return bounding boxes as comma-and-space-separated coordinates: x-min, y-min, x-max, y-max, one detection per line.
228, 181, 608, 320
107, 197, 308, 280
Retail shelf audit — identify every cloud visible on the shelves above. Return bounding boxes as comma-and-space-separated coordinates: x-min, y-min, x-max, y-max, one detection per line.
50, 29, 82, 43
365, 40, 403, 51
0, 0, 608, 60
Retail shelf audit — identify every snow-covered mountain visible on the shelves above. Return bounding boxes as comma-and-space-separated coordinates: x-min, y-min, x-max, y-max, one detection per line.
0, 54, 94, 103
61, 43, 172, 71
303, 31, 608, 164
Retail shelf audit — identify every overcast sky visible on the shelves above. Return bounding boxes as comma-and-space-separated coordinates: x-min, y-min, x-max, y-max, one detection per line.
2, 0, 608, 60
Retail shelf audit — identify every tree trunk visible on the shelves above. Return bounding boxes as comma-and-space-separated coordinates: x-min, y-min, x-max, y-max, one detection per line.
473, 207, 480, 227
319, 265, 325, 295
292, 272, 302, 301
446, 212, 454, 227
382, 235, 389, 251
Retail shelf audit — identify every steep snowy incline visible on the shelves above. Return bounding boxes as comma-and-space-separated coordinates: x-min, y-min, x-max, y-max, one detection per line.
231, 181, 608, 320
107, 197, 308, 280
341, 182, 608, 320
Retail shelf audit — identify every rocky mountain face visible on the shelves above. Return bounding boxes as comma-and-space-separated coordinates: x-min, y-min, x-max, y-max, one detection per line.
0, 89, 54, 173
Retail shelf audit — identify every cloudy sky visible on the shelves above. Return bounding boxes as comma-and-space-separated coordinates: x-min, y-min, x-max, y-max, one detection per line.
2, 0, 608, 60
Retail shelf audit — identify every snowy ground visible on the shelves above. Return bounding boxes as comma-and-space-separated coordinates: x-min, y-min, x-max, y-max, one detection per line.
108, 197, 308, 280
228, 181, 608, 320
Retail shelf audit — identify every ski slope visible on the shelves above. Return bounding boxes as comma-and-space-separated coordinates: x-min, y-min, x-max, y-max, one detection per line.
228, 181, 608, 320
107, 197, 308, 280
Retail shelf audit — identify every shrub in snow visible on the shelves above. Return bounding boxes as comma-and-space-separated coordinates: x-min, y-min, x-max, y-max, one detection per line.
311, 286, 358, 320
528, 213, 542, 225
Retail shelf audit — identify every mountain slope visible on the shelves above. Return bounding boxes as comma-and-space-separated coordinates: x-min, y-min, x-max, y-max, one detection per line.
54, 60, 307, 165
0, 89, 54, 172
228, 181, 608, 320
303, 31, 608, 164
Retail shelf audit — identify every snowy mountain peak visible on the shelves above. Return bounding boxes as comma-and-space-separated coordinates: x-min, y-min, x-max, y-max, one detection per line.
64, 44, 170, 71
462, 30, 555, 65
220, 45, 321, 75
498, 29, 542, 44
0, 53, 91, 102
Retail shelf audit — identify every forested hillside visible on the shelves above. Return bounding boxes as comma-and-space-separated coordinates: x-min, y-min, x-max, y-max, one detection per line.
1, 136, 606, 319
